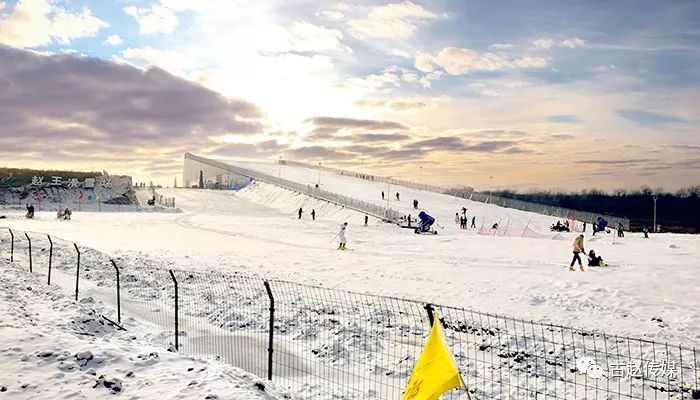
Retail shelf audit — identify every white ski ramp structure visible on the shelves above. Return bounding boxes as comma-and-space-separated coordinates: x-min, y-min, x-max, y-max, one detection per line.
184, 154, 581, 239
183, 153, 402, 222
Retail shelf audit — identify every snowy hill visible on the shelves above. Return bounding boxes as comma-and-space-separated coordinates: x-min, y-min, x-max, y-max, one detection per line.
236, 161, 566, 237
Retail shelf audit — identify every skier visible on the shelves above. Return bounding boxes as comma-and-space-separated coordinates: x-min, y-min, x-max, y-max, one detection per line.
396, 192, 400, 201
364, 215, 368, 226
311, 209, 316, 221
298, 207, 303, 219
454, 213, 459, 225
617, 221, 625, 237
381, 191, 384, 200
569, 234, 585, 272
643, 226, 649, 238
338, 222, 348, 250
25, 204, 35, 219
471, 216, 476, 228
583, 222, 587, 232
460, 216, 466, 229
461, 207, 467, 217
492, 222, 499, 230
413, 199, 418, 209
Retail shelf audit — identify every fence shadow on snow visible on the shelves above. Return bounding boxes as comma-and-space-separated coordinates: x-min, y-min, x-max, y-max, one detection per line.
0, 227, 697, 400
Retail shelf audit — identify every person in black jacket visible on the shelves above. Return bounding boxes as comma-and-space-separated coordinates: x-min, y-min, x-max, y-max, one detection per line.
298, 207, 303, 219
25, 204, 35, 219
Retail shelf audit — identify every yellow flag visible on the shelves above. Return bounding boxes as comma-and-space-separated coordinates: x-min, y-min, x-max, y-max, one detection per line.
401, 312, 463, 400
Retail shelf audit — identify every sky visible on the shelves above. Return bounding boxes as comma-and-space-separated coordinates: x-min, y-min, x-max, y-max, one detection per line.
0, 0, 698, 191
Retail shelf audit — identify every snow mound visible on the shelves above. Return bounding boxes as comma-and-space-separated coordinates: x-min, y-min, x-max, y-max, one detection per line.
0, 260, 292, 400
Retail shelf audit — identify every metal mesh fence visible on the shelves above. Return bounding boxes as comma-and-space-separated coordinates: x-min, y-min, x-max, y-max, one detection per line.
1, 227, 697, 399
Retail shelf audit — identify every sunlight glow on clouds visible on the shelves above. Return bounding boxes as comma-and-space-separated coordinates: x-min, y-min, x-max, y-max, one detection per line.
0, 0, 106, 47
415, 47, 548, 75
348, 1, 441, 39
124, 3, 178, 35
0, 0, 698, 190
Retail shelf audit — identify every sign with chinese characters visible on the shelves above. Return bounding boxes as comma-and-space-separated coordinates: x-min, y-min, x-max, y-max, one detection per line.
30, 175, 98, 189
577, 357, 678, 380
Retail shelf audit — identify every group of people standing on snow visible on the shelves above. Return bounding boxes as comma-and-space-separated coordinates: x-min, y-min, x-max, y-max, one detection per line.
455, 207, 476, 229
297, 207, 316, 220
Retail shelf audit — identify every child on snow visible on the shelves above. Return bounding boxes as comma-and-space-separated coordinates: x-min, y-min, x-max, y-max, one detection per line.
338, 222, 348, 250
569, 235, 585, 272
25, 204, 35, 219
587, 250, 605, 267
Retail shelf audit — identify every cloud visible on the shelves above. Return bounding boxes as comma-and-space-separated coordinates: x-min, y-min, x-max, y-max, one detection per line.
0, 0, 107, 47
103, 34, 122, 46
348, 1, 440, 40
551, 133, 576, 140
548, 115, 582, 123
617, 109, 687, 126
472, 130, 529, 138
289, 146, 352, 160
532, 37, 587, 50
668, 144, 700, 152
308, 117, 409, 131
352, 133, 411, 142
531, 38, 555, 50
287, 21, 347, 53
573, 158, 658, 165
316, 9, 344, 21
207, 140, 287, 158
377, 148, 424, 159
415, 47, 548, 75
354, 99, 428, 111
0, 45, 263, 161
306, 127, 339, 139
124, 3, 178, 35
560, 37, 587, 48
489, 43, 514, 50
406, 136, 518, 153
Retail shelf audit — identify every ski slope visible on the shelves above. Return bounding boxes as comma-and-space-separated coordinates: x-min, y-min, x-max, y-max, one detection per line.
237, 161, 565, 237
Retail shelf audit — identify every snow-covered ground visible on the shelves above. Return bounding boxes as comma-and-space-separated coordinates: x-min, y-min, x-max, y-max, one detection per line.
2, 162, 699, 398
0, 259, 290, 400
2, 163, 698, 347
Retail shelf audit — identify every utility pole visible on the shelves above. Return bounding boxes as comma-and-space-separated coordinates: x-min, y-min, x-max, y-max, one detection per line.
317, 162, 322, 186
387, 178, 391, 211
278, 155, 282, 178
419, 166, 423, 184
653, 195, 658, 232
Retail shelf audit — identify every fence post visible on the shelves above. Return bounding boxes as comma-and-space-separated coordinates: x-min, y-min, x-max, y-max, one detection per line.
110, 259, 121, 323
263, 281, 275, 381
73, 243, 80, 301
24, 233, 32, 273
424, 303, 435, 326
47, 235, 53, 285
8, 228, 14, 262
168, 270, 179, 351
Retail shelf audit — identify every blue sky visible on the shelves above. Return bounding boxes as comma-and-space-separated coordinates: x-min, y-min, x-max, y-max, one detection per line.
0, 0, 698, 190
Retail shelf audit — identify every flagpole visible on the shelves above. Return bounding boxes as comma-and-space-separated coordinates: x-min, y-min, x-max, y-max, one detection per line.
459, 375, 473, 400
